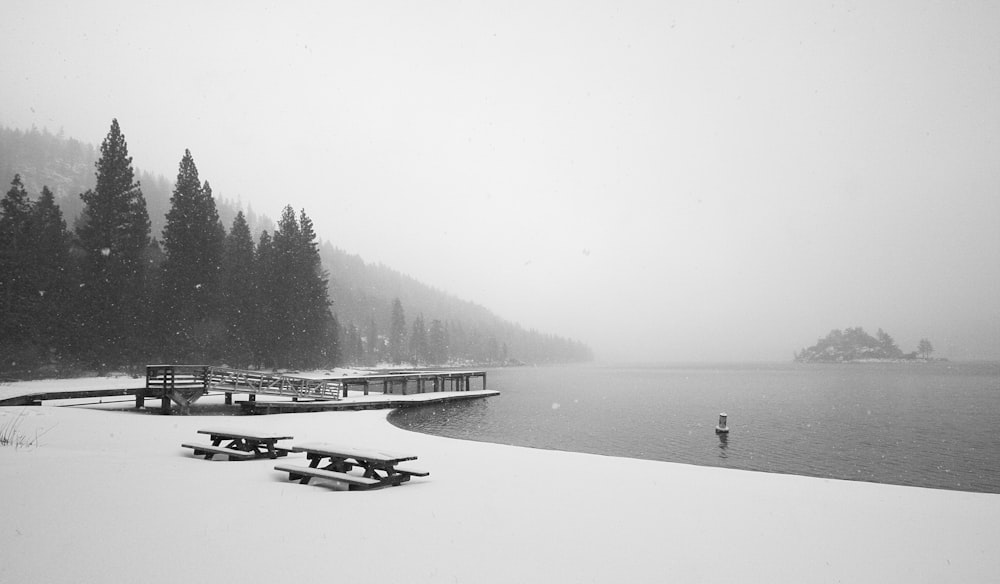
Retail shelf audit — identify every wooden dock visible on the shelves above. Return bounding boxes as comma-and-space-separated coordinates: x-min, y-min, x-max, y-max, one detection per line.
141, 365, 489, 414
1, 366, 494, 414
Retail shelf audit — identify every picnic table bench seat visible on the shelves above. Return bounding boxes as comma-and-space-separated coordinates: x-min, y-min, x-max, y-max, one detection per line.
394, 466, 431, 477
275, 464, 381, 489
181, 443, 257, 460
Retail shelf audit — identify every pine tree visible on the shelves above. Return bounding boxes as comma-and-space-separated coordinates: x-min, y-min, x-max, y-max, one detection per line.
428, 319, 448, 365
29, 186, 74, 363
365, 315, 379, 366
267, 206, 332, 369
876, 328, 902, 359
389, 298, 407, 365
345, 322, 363, 365
917, 338, 934, 359
294, 209, 333, 367
159, 150, 225, 362
253, 230, 276, 368
410, 314, 428, 366
0, 175, 37, 371
326, 313, 341, 366
220, 211, 256, 367
75, 119, 151, 372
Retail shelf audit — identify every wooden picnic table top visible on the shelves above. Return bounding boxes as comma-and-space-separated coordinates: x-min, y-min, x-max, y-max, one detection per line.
198, 428, 294, 442
291, 442, 418, 464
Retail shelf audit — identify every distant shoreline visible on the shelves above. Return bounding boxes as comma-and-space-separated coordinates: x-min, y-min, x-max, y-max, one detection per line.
797, 357, 948, 364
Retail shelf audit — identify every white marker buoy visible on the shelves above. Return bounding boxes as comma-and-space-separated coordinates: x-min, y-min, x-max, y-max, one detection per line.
715, 412, 729, 434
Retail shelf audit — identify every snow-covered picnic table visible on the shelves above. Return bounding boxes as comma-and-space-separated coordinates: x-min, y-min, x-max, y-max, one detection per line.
182, 428, 294, 460
275, 442, 429, 490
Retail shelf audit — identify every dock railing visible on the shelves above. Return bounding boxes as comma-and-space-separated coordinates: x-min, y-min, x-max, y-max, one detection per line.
206, 367, 342, 401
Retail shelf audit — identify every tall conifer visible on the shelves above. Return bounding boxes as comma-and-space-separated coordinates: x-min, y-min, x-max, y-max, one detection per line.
428, 319, 448, 365
253, 230, 276, 368
220, 211, 256, 367
365, 315, 379, 366
410, 314, 428, 365
268, 206, 332, 369
159, 149, 225, 361
76, 119, 151, 371
30, 186, 73, 362
389, 298, 407, 365
0, 175, 36, 371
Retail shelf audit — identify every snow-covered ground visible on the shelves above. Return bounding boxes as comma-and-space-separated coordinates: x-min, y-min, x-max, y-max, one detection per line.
2, 381, 998, 583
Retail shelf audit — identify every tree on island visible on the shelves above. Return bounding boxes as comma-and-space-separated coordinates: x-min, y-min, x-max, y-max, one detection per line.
917, 338, 934, 359
876, 328, 903, 359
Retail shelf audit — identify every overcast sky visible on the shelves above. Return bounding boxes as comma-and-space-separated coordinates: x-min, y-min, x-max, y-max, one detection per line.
2, 1, 998, 362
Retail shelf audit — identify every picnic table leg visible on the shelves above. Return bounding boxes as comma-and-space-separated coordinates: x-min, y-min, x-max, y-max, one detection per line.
249, 439, 278, 459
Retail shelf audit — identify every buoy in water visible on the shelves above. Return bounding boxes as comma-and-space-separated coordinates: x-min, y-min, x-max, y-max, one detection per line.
715, 412, 729, 434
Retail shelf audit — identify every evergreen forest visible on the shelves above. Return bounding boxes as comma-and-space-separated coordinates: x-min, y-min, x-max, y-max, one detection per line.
0, 121, 592, 378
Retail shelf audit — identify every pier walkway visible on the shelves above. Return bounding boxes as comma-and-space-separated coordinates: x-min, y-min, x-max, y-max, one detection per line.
141, 365, 488, 414
0, 366, 493, 414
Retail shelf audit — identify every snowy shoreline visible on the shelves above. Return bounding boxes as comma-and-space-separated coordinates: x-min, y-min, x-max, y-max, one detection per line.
2, 381, 999, 582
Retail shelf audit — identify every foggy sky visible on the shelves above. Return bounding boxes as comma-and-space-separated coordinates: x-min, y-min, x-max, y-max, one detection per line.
2, 1, 998, 362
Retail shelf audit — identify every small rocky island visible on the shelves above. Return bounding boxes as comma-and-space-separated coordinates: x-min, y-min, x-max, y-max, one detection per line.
794, 327, 936, 363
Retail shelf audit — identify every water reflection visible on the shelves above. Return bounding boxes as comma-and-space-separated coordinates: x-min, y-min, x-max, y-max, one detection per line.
717, 431, 728, 458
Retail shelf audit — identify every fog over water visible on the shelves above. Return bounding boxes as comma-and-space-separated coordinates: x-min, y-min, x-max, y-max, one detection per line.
2, 1, 998, 362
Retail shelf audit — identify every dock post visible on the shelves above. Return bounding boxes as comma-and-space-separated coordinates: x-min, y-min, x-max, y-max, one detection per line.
159, 366, 171, 414
225, 392, 232, 405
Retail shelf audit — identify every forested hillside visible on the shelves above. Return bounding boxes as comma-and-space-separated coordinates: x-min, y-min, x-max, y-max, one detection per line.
323, 244, 592, 365
0, 122, 591, 377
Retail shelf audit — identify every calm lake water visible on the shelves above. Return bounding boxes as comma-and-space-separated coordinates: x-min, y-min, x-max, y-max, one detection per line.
390, 362, 1000, 494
